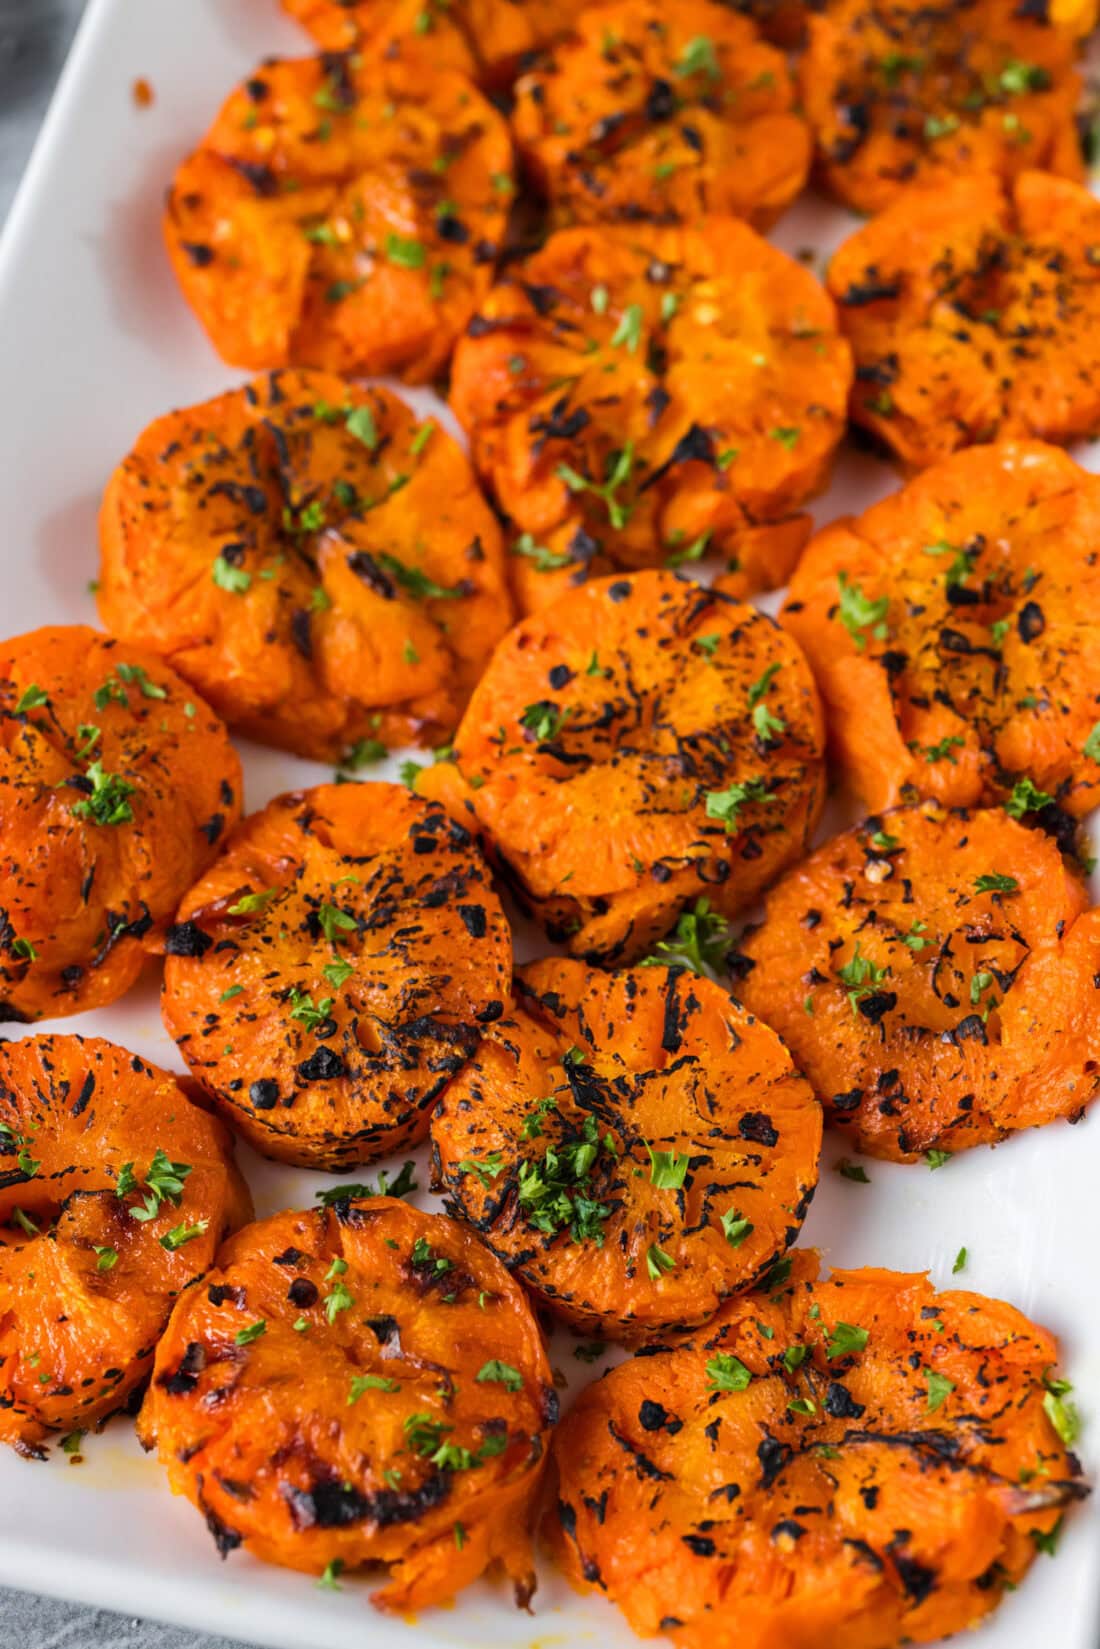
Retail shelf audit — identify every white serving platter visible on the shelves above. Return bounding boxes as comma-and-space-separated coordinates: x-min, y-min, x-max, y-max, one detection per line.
0, 2, 1098, 1646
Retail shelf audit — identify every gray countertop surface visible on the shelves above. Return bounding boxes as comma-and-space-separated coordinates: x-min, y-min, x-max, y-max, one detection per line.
0, 2, 245, 1643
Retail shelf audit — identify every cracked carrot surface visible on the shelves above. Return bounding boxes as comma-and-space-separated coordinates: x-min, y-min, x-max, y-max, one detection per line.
0, 626, 241, 1020
828, 171, 1100, 468
0, 1034, 251, 1456
99, 369, 511, 761
551, 1248, 1086, 1649
416, 571, 826, 964
511, 0, 810, 232
801, 0, 1082, 215
161, 783, 511, 1170
432, 957, 821, 1340
449, 223, 851, 612
781, 441, 1100, 819
736, 803, 1100, 1159
140, 1198, 555, 1613
165, 52, 512, 381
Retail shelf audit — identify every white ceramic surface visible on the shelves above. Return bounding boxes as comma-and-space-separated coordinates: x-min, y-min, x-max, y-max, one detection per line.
0, 2, 1098, 1646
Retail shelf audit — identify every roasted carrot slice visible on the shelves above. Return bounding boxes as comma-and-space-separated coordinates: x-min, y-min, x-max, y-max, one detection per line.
165, 53, 513, 382
281, 0, 591, 85
0, 626, 241, 1021
161, 782, 511, 1170
449, 223, 851, 611
801, 0, 1082, 215
0, 1034, 251, 1456
511, 0, 811, 233
139, 1197, 555, 1611
551, 1249, 1087, 1649
416, 571, 826, 964
98, 369, 512, 761
829, 171, 1100, 468
735, 803, 1100, 1160
781, 441, 1100, 821
432, 957, 822, 1340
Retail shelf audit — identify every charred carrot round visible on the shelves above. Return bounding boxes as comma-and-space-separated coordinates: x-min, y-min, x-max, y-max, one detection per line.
511, 0, 811, 233
829, 171, 1100, 468
801, 0, 1082, 215
165, 53, 513, 382
432, 957, 822, 1339
449, 223, 851, 611
281, 0, 590, 85
139, 1197, 556, 1612
736, 803, 1100, 1160
98, 369, 512, 761
161, 782, 512, 1170
781, 441, 1100, 820
551, 1248, 1087, 1649
0, 626, 241, 1022
0, 1034, 251, 1456
416, 571, 826, 964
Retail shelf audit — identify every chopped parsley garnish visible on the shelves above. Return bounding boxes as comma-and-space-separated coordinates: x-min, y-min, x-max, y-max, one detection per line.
517, 1115, 614, 1246
1004, 777, 1053, 819
317, 903, 357, 944
646, 1146, 690, 1189
720, 1208, 753, 1247
638, 898, 732, 980
385, 233, 426, 269
317, 1559, 344, 1591
783, 1343, 808, 1371
706, 1353, 752, 1392
1041, 1372, 1079, 1446
323, 957, 356, 989
747, 662, 780, 707
212, 555, 251, 593
324, 1273, 355, 1324
836, 572, 888, 650
14, 684, 48, 713
348, 1373, 400, 1401
94, 1246, 118, 1271
676, 34, 720, 79
704, 777, 772, 832
512, 532, 571, 572
1084, 721, 1100, 763
70, 761, 135, 827
770, 426, 801, 450
646, 1243, 676, 1280
903, 920, 930, 952
836, 943, 889, 1013
556, 444, 635, 530
115, 1149, 193, 1222
11, 938, 37, 961
835, 1158, 870, 1184
924, 1368, 954, 1412
520, 701, 569, 742
952, 1246, 968, 1273
476, 1359, 523, 1391
457, 1152, 506, 1188
288, 988, 335, 1032
227, 887, 277, 915
411, 1236, 453, 1276
826, 1321, 869, 1359
377, 553, 463, 601
160, 1219, 209, 1252
926, 1148, 952, 1170
235, 1320, 267, 1346
974, 873, 1018, 894
610, 303, 644, 353
314, 1160, 418, 1205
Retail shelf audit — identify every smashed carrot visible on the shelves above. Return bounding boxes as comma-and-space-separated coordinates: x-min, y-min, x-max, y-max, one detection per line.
828, 170, 1100, 468
801, 0, 1082, 215
511, 0, 811, 232
449, 223, 851, 612
280, 0, 590, 85
139, 1197, 555, 1611
0, 625, 241, 1021
551, 1248, 1087, 1649
0, 1034, 251, 1456
432, 957, 822, 1339
736, 803, 1100, 1159
161, 782, 511, 1170
98, 369, 512, 761
165, 53, 513, 382
415, 570, 825, 964
781, 441, 1100, 821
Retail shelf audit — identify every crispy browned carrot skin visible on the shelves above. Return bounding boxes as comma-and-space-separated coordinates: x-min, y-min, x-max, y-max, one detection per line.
781, 441, 1100, 820
416, 571, 826, 964
161, 783, 512, 1170
511, 0, 810, 233
551, 1249, 1087, 1649
801, 0, 1082, 215
164, 53, 512, 382
0, 626, 241, 1021
281, 0, 591, 84
449, 223, 851, 612
139, 1198, 555, 1612
432, 958, 822, 1340
0, 1035, 251, 1456
98, 369, 512, 761
736, 803, 1100, 1159
829, 172, 1100, 468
